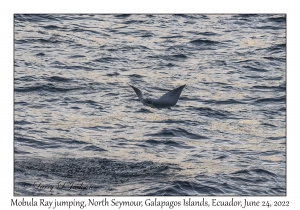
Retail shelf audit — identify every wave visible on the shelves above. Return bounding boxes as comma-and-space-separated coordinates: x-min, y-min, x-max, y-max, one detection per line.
15, 136, 59, 149
204, 99, 246, 105
255, 25, 284, 30
123, 20, 147, 25
243, 65, 269, 72
114, 14, 131, 18
81, 145, 106, 152
42, 25, 63, 30
46, 76, 73, 83
93, 57, 119, 63
36, 52, 45, 56
15, 37, 63, 45
136, 108, 153, 113
148, 180, 224, 196
14, 14, 60, 23
254, 96, 286, 104
263, 56, 285, 62
197, 31, 218, 36
251, 84, 285, 92
15, 84, 83, 93
232, 168, 277, 177
146, 128, 208, 140
190, 38, 219, 45
145, 139, 194, 149
265, 43, 286, 53
268, 16, 286, 23
193, 107, 232, 119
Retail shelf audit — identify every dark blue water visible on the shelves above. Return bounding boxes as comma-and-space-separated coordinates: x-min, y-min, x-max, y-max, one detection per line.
14, 14, 286, 196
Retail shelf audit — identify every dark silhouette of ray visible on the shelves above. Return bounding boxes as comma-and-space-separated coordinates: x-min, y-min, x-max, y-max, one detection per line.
129, 84, 186, 108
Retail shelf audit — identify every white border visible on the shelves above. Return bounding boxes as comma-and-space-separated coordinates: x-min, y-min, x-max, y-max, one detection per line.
2, 0, 297, 209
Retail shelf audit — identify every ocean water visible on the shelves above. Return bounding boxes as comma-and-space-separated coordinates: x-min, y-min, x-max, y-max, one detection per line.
14, 14, 286, 196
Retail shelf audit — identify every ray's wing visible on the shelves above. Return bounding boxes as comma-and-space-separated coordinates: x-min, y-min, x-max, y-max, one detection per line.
155, 85, 186, 106
129, 84, 144, 102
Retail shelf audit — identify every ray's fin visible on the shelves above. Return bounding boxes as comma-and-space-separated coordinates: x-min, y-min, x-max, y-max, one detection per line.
129, 84, 144, 102
156, 85, 186, 107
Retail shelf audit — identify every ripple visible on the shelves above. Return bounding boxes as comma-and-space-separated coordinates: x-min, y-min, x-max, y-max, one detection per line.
15, 84, 83, 93
114, 14, 131, 18
232, 168, 277, 177
243, 65, 269, 72
35, 52, 45, 56
193, 107, 232, 119
81, 145, 106, 152
145, 139, 194, 149
47, 76, 72, 82
151, 180, 224, 196
42, 25, 61, 30
189, 38, 219, 45
251, 85, 285, 92
197, 31, 218, 36
146, 128, 208, 140
254, 96, 285, 104
268, 16, 286, 23
136, 108, 153, 113
15, 136, 59, 149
